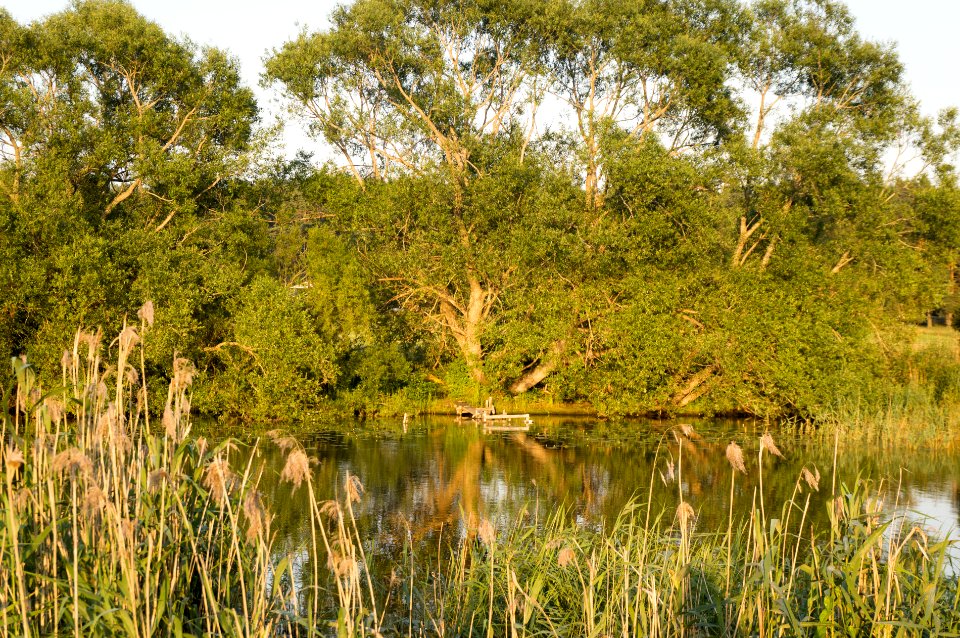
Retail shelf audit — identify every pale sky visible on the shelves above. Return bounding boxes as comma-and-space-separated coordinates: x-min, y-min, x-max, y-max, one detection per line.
4, 0, 959, 160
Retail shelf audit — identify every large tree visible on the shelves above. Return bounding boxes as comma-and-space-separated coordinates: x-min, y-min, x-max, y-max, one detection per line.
0, 1, 260, 377
265, 0, 750, 394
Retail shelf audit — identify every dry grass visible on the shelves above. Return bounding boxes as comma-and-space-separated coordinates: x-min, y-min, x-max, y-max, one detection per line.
0, 319, 277, 637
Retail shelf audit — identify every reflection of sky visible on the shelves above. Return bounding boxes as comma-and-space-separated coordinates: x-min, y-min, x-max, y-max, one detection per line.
904, 484, 960, 538
879, 486, 960, 575
894, 484, 960, 569
245, 418, 960, 579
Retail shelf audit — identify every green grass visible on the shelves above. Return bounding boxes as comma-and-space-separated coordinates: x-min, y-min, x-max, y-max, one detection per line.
912, 326, 960, 354
811, 327, 960, 450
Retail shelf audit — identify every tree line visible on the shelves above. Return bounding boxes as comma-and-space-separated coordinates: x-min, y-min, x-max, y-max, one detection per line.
2, 0, 959, 420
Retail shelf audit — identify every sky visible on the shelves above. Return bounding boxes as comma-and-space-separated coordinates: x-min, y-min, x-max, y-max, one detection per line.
4, 0, 960, 159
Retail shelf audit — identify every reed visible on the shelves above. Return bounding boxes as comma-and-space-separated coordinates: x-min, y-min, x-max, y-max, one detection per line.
0, 319, 277, 637
1, 324, 958, 636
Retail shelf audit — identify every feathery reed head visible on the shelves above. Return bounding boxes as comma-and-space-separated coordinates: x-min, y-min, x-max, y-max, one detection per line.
97, 402, 118, 433
345, 473, 365, 504
267, 429, 301, 452
82, 485, 108, 520
52, 448, 93, 479
79, 329, 103, 358
172, 357, 195, 390
725, 441, 747, 474
478, 518, 496, 547
660, 460, 676, 485
4, 445, 25, 473
147, 469, 170, 493
203, 457, 236, 505
319, 499, 341, 519
125, 366, 139, 386
760, 432, 784, 459
557, 546, 576, 568
44, 397, 64, 424
118, 325, 140, 352
137, 300, 155, 327
327, 549, 357, 579
95, 380, 109, 403
280, 449, 311, 490
163, 403, 178, 440
243, 491, 267, 542
275, 435, 300, 452
801, 466, 821, 491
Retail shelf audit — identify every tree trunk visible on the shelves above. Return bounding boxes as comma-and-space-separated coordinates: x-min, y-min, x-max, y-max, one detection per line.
439, 278, 490, 385
673, 364, 717, 408
732, 216, 763, 268
949, 262, 957, 329
751, 82, 774, 151
509, 341, 566, 394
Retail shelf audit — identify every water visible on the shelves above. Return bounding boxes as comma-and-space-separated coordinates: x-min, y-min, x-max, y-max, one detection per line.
239, 416, 960, 561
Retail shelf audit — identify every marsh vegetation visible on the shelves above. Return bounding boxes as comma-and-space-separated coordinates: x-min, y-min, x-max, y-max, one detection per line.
1, 328, 958, 636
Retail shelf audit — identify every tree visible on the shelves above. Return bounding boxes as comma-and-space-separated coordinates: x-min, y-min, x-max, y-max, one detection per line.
544, 0, 744, 207
265, 0, 748, 394
265, 0, 543, 182
0, 1, 260, 381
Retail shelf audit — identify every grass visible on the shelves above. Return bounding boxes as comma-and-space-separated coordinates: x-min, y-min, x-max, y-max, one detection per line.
1, 322, 277, 637
814, 327, 960, 449
1, 323, 958, 636
911, 326, 960, 355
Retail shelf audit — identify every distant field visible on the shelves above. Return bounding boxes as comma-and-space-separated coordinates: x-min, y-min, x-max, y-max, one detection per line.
912, 325, 960, 354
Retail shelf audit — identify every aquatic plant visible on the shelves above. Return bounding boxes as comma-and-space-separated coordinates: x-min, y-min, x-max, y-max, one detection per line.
0, 320, 277, 637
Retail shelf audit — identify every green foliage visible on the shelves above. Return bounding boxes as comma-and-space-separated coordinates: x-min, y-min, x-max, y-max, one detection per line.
3, 0, 960, 420
0, 0, 262, 392
197, 276, 337, 419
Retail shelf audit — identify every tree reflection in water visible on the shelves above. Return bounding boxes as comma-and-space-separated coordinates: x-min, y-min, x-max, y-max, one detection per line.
236, 417, 960, 565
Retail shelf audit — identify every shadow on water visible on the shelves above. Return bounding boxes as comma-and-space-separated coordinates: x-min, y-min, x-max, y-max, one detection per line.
228, 416, 960, 564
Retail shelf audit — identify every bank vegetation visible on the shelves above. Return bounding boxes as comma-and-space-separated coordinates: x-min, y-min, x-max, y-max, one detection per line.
2, 0, 960, 421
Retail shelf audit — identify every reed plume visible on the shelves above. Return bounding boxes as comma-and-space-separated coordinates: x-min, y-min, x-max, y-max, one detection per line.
51, 448, 93, 478
760, 432, 784, 458
243, 490, 267, 542
478, 518, 496, 547
280, 449, 312, 489
137, 300, 155, 327
3, 445, 25, 473
204, 456, 236, 504
725, 441, 747, 474
345, 473, 365, 503
801, 466, 821, 491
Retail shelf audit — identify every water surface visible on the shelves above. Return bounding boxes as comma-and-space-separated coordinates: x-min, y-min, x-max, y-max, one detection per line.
240, 417, 960, 561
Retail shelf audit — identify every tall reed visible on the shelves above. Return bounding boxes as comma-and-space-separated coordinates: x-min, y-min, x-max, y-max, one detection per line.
0, 319, 277, 637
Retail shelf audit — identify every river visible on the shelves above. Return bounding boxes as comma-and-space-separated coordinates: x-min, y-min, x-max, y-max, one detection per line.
229, 416, 960, 568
